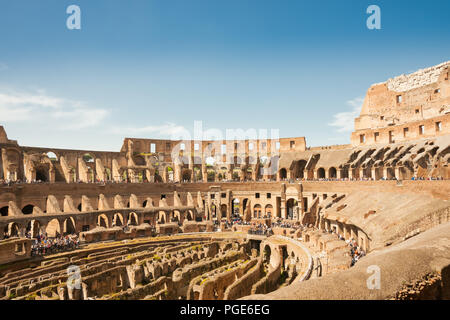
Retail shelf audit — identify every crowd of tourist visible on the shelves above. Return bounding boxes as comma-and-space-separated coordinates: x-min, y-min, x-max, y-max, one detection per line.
30, 233, 80, 256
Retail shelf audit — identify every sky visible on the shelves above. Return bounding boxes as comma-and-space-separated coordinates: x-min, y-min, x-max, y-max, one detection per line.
0, 0, 449, 151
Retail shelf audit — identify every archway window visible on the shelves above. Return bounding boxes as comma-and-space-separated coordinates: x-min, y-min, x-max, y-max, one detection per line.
22, 205, 34, 215
46, 152, 58, 161
329, 167, 337, 179
280, 168, 287, 180
317, 168, 326, 179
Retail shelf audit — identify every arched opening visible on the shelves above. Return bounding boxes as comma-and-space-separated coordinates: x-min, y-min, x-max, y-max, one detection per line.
4, 222, 20, 238
286, 198, 297, 220
329, 167, 337, 179
207, 169, 216, 182
211, 204, 217, 219
22, 204, 34, 215
0, 206, 9, 217
46, 152, 58, 161
46, 219, 61, 238
113, 213, 124, 226
220, 204, 227, 218
159, 211, 166, 224
35, 167, 48, 182
242, 198, 249, 213
83, 153, 94, 163
232, 168, 240, 181
142, 200, 148, 208
128, 212, 138, 226
105, 168, 112, 181
317, 168, 326, 179
97, 214, 109, 228
253, 204, 262, 218
187, 210, 194, 221
279, 168, 287, 180
232, 198, 240, 217
77, 203, 82, 212
63, 217, 76, 234
182, 169, 192, 182
26, 220, 41, 238
193, 167, 202, 182
386, 167, 396, 180
265, 204, 273, 218
166, 166, 174, 182
293, 160, 307, 179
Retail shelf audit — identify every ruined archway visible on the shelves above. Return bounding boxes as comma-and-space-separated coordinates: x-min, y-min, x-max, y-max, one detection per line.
63, 217, 76, 234
97, 214, 109, 228
26, 220, 41, 238
128, 212, 138, 226
46, 219, 61, 238
113, 213, 124, 226
5, 222, 20, 238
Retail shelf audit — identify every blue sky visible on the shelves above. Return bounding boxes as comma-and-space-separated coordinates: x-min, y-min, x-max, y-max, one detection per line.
0, 0, 449, 151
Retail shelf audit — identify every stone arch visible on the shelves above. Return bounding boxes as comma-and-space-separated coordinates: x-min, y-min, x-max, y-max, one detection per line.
46, 219, 61, 238
22, 204, 35, 215
286, 198, 297, 219
187, 210, 194, 221
293, 160, 307, 179
4, 222, 20, 238
26, 220, 41, 238
113, 213, 124, 226
128, 212, 138, 226
97, 214, 109, 228
329, 167, 337, 179
46, 151, 58, 161
317, 167, 326, 179
63, 217, 76, 234
159, 211, 167, 224
173, 210, 181, 222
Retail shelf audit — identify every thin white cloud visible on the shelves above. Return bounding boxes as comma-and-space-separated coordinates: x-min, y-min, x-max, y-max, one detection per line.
328, 97, 364, 132
0, 63, 8, 71
115, 122, 190, 139
0, 89, 109, 129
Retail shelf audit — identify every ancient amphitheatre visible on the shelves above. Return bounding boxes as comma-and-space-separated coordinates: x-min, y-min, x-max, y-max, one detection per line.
0, 61, 449, 300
